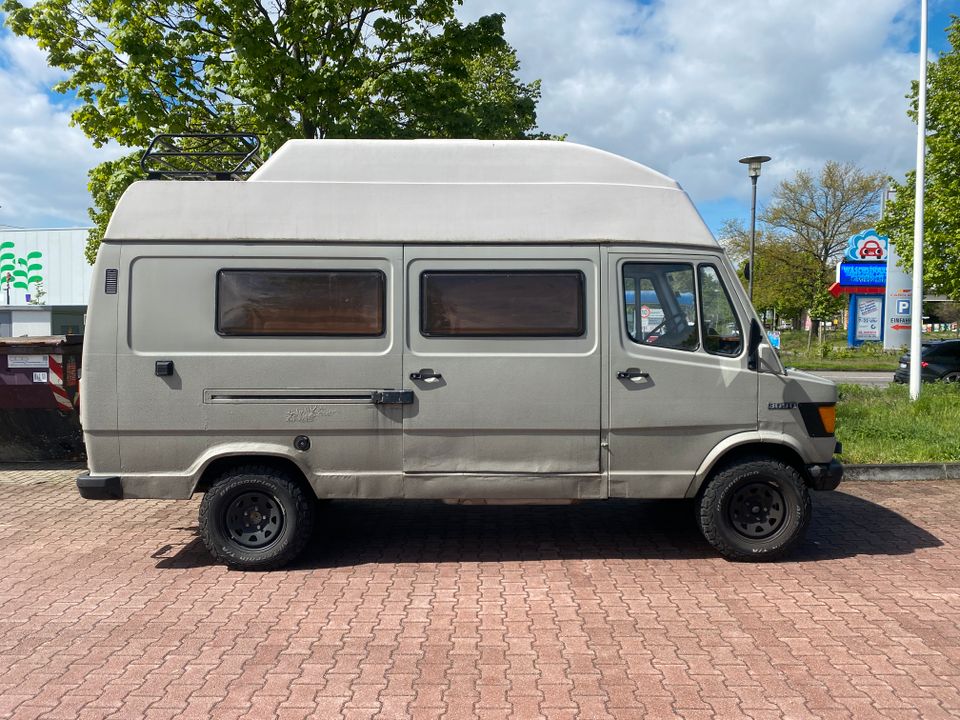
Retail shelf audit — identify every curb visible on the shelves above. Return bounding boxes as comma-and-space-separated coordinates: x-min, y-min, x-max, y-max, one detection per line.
844, 463, 960, 482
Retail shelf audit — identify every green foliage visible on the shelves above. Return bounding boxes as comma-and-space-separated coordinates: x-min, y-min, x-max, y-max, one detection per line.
721, 162, 884, 330
837, 382, 960, 463
878, 17, 960, 301
719, 218, 825, 322
2, 0, 553, 262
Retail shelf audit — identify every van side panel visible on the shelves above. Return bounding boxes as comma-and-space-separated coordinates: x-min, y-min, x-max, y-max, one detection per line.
80, 242, 120, 475
401, 246, 602, 478
114, 243, 403, 497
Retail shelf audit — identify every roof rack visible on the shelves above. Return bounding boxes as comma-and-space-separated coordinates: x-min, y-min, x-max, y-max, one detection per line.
140, 133, 262, 180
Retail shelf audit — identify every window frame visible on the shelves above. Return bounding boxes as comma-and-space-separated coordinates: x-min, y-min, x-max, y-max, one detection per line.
697, 263, 745, 358
621, 262, 699, 352
215, 268, 387, 338
418, 269, 587, 338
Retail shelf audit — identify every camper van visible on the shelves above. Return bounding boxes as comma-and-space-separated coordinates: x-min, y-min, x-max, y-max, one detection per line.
77, 138, 842, 570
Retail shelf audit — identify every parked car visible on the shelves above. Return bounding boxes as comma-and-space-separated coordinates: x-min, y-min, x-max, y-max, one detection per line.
894, 340, 960, 383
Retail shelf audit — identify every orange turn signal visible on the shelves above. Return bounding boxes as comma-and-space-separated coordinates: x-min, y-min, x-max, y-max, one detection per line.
817, 405, 836, 435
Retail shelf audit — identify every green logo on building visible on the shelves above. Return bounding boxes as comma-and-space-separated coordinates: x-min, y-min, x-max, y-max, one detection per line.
1, 241, 44, 303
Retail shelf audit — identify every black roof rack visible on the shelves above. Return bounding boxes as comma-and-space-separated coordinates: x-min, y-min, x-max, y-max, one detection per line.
140, 133, 262, 180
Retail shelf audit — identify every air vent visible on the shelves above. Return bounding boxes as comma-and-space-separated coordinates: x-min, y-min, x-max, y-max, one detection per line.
104, 269, 118, 294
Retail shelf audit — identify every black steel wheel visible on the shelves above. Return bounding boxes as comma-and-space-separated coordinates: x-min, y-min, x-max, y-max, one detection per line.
697, 457, 810, 561
223, 491, 284, 549
727, 482, 786, 539
199, 464, 315, 570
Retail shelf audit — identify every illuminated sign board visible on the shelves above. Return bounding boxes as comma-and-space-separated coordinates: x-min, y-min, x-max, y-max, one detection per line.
838, 262, 886, 287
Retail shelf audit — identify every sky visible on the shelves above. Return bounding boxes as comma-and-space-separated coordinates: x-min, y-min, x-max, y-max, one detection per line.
0, 0, 956, 234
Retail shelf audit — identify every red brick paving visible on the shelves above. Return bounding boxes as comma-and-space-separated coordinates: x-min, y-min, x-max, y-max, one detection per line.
0, 467, 959, 719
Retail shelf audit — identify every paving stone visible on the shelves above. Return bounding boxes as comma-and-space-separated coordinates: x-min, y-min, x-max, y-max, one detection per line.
1, 468, 959, 719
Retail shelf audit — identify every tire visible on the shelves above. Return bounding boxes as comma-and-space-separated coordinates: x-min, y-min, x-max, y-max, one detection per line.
199, 465, 315, 570
697, 457, 810, 562
941, 371, 960, 383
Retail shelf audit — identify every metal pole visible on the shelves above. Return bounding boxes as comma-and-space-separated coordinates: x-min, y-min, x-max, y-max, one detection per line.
749, 175, 758, 301
910, 0, 928, 400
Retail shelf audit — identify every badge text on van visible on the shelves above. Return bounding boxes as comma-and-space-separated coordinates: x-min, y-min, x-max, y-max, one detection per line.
768, 402, 798, 410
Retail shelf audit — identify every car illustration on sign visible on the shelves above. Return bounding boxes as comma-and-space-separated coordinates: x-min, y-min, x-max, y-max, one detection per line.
859, 238, 884, 259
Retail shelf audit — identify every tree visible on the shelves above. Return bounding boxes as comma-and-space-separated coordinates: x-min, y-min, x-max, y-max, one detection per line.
878, 17, 960, 301
3, 0, 552, 261
724, 161, 883, 332
718, 219, 820, 326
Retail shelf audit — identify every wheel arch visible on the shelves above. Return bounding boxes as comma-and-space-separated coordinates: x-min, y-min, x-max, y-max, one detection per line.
193, 452, 312, 495
685, 434, 808, 498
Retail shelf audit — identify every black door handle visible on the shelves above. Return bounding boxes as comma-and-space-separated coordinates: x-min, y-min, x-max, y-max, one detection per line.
617, 369, 650, 381
410, 369, 443, 382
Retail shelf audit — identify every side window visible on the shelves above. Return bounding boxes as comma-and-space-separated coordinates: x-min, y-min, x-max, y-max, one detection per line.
622, 263, 698, 351
420, 271, 584, 337
217, 269, 385, 336
698, 265, 743, 356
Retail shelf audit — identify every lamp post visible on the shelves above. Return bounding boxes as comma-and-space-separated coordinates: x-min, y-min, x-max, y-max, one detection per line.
739, 155, 771, 302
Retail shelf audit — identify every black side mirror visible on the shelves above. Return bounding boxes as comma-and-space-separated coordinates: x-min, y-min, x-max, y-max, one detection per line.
748, 319, 762, 371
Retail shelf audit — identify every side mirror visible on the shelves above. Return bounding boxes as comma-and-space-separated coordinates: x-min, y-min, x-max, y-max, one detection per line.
748, 319, 762, 371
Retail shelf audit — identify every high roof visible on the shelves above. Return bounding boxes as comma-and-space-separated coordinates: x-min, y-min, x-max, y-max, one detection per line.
104, 140, 717, 247
248, 139, 679, 187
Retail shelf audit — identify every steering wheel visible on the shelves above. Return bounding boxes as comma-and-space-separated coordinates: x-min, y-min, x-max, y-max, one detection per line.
644, 317, 669, 342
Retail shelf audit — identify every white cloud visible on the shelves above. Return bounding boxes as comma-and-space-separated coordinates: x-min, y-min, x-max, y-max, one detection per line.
0, 1, 931, 230
460, 0, 920, 217
0, 29, 122, 228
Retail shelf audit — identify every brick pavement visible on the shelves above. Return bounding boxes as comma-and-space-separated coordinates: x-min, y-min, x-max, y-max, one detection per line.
0, 466, 958, 719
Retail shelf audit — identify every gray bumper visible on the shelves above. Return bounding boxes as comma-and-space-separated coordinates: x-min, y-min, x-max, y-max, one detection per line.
77, 474, 123, 500
805, 459, 843, 491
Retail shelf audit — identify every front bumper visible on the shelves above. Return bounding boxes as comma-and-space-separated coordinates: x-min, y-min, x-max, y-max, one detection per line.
805, 459, 843, 491
77, 474, 123, 500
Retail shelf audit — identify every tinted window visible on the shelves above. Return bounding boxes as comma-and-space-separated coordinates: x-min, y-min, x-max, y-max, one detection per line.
699, 265, 743, 356
623, 263, 698, 351
217, 270, 385, 336
421, 271, 585, 337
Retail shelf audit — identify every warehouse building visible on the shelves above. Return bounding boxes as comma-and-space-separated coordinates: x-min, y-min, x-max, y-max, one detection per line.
0, 228, 93, 337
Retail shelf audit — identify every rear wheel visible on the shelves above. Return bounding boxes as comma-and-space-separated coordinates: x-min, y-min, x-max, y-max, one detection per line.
199, 465, 315, 570
697, 457, 810, 561
941, 371, 960, 383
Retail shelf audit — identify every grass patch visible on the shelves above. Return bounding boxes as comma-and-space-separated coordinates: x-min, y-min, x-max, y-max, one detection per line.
776, 330, 901, 371
785, 358, 898, 371
836, 382, 960, 464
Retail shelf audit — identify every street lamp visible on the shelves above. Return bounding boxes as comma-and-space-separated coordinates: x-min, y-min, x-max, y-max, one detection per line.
738, 155, 771, 302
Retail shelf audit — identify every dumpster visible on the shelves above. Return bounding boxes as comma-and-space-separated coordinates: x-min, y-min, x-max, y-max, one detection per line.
0, 335, 84, 461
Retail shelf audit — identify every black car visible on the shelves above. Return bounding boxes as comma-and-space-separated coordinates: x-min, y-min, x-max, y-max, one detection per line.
894, 340, 960, 383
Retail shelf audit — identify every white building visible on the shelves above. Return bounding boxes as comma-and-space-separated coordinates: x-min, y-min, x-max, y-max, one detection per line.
0, 228, 93, 337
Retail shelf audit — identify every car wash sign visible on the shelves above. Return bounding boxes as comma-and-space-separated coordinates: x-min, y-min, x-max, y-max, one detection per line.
828, 230, 889, 347
830, 230, 888, 297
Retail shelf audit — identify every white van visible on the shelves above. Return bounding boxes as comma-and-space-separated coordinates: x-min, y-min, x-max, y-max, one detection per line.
77, 139, 842, 569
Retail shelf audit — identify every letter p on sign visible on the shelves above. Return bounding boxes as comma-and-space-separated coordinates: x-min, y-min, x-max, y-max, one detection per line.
897, 300, 911, 314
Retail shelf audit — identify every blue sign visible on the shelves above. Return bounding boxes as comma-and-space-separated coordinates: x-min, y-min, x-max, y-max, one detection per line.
843, 229, 889, 262
838, 262, 886, 287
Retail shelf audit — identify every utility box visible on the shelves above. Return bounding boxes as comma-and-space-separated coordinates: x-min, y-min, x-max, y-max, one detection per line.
0, 335, 84, 461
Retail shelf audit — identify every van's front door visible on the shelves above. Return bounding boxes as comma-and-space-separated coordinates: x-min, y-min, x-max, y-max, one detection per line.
402, 246, 601, 475
607, 251, 758, 498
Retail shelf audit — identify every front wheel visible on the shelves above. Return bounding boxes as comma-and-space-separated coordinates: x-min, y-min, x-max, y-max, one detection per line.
697, 457, 810, 561
199, 465, 315, 570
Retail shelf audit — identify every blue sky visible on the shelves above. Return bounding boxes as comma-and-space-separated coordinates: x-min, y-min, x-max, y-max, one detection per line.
0, 0, 956, 235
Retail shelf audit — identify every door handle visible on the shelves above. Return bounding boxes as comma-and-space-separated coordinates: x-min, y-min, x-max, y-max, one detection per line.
410, 369, 443, 383
617, 369, 650, 381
